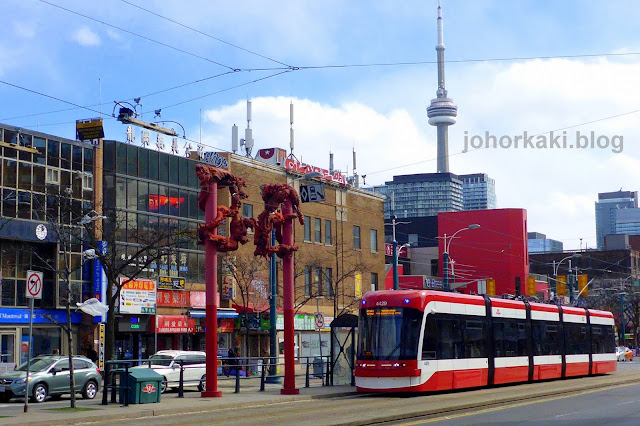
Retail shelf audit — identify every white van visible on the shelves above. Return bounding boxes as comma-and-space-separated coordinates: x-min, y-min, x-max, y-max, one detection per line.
133, 350, 206, 393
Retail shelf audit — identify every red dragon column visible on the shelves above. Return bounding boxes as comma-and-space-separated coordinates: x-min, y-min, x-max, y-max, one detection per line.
252, 184, 304, 395
196, 165, 252, 398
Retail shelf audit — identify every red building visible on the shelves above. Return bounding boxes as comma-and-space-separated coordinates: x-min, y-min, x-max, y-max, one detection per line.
438, 209, 529, 296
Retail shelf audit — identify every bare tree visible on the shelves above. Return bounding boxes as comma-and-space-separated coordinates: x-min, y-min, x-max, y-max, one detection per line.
226, 253, 270, 357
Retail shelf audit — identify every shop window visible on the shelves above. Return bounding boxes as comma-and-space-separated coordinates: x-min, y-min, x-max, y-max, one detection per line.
1, 279, 15, 306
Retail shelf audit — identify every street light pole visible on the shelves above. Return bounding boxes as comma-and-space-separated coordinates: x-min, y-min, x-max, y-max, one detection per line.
391, 215, 399, 290
551, 253, 581, 302
442, 224, 480, 292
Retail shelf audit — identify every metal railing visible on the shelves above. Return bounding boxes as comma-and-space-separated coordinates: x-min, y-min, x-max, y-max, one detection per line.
101, 355, 332, 406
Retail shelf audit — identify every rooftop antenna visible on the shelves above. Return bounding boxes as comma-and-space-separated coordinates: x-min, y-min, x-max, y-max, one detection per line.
329, 151, 334, 173
240, 100, 254, 157
352, 148, 359, 188
290, 101, 295, 155
231, 124, 239, 153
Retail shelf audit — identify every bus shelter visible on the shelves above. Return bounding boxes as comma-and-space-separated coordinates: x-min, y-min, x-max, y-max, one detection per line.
330, 314, 357, 386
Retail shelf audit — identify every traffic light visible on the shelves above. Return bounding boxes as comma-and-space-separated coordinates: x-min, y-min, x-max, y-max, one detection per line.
526, 276, 536, 296
487, 279, 496, 296
556, 275, 566, 297
578, 274, 588, 296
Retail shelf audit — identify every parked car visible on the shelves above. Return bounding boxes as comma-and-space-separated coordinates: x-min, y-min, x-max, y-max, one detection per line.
132, 350, 206, 393
617, 346, 626, 361
0, 355, 102, 403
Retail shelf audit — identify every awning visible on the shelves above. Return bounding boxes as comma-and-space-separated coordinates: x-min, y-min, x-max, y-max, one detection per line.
188, 309, 238, 319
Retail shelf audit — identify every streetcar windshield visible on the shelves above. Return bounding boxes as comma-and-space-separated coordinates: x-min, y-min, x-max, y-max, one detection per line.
358, 307, 422, 361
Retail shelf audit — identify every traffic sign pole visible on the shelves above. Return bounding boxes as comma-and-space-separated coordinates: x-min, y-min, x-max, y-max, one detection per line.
24, 270, 42, 412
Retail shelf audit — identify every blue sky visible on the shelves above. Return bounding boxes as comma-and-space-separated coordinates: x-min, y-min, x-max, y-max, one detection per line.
3, 0, 640, 250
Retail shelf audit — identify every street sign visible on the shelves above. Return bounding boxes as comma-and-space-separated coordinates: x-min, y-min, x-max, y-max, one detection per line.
26, 270, 43, 299
300, 184, 326, 203
314, 313, 325, 330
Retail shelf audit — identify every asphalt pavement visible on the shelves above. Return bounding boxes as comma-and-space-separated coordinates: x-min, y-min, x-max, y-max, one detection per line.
1, 361, 639, 425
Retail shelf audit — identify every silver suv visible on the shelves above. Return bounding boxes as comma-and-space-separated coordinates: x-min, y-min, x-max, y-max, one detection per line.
0, 355, 102, 403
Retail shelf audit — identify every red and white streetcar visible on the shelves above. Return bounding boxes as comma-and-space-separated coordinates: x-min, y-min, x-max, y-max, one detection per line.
355, 290, 616, 393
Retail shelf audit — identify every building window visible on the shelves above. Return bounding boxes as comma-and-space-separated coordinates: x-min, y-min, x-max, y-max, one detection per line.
325, 220, 332, 245
370, 229, 378, 253
82, 173, 94, 191
315, 267, 323, 296
371, 272, 378, 292
304, 219, 311, 242
314, 218, 322, 243
304, 267, 311, 296
242, 203, 253, 218
325, 268, 333, 297
46, 168, 60, 185
353, 226, 361, 250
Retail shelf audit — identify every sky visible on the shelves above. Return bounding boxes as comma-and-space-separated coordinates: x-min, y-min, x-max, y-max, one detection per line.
2, 0, 640, 250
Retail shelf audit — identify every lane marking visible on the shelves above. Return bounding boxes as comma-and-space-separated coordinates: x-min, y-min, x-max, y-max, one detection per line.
397, 382, 639, 425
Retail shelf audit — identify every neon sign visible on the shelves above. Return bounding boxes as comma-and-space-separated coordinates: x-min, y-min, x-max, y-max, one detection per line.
284, 158, 347, 185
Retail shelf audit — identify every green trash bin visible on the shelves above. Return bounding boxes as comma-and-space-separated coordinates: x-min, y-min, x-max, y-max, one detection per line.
119, 369, 163, 404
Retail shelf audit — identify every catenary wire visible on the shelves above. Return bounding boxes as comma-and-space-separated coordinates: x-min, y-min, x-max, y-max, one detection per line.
119, 0, 294, 69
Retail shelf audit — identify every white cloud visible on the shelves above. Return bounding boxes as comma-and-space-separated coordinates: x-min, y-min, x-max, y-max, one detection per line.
12, 21, 36, 39
71, 26, 101, 47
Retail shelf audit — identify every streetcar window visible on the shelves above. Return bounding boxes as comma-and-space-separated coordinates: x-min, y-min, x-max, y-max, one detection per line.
493, 319, 526, 357
565, 323, 589, 355
357, 307, 422, 361
435, 314, 487, 359
591, 325, 615, 354
422, 314, 437, 360
532, 321, 563, 356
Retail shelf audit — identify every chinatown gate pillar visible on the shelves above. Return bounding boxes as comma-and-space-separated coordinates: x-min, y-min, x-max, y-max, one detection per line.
195, 165, 252, 398
202, 180, 222, 398
280, 198, 299, 395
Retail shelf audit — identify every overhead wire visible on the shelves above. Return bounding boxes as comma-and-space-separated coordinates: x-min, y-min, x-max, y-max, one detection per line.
119, 0, 294, 69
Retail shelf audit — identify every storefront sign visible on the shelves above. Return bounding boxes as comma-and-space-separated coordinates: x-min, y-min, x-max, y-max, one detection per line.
158, 276, 185, 290
118, 316, 150, 332
156, 315, 195, 333
93, 241, 108, 323
119, 278, 157, 314
284, 158, 347, 185
157, 290, 188, 307
220, 318, 235, 333
276, 314, 315, 331
0, 308, 81, 324
190, 291, 206, 308
202, 152, 228, 169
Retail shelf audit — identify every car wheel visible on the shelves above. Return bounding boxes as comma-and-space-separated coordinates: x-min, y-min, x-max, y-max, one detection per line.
32, 383, 47, 403
82, 380, 98, 400
161, 377, 168, 394
198, 375, 206, 392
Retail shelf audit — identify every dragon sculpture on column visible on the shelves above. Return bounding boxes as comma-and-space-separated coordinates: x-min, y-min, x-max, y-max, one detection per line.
195, 164, 254, 252
253, 184, 305, 259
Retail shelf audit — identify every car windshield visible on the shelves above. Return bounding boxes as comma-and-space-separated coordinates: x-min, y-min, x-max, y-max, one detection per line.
149, 354, 174, 366
16, 357, 57, 372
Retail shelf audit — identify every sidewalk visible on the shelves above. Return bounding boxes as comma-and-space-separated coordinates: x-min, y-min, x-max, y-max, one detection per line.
1, 371, 638, 426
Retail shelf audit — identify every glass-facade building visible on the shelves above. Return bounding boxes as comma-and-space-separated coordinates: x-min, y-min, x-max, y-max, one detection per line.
460, 173, 496, 210
527, 232, 563, 253
373, 173, 463, 219
102, 140, 205, 283
0, 124, 95, 363
595, 190, 638, 248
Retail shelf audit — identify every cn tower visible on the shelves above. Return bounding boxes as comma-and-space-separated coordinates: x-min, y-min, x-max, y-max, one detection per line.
427, 0, 457, 173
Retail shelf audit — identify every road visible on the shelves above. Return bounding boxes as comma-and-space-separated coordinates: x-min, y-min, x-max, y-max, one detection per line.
1, 360, 638, 425
396, 382, 640, 425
